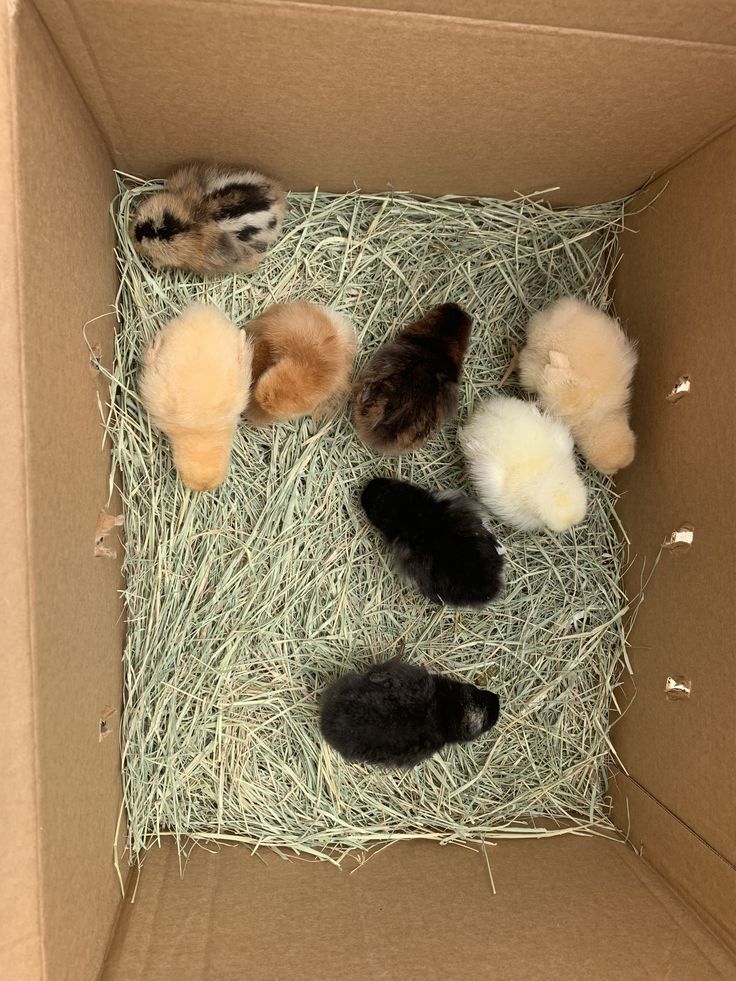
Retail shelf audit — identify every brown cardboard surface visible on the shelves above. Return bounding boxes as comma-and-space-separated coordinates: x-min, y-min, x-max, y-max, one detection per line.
613, 125, 736, 869
7, 2, 125, 978
611, 773, 736, 955
4, 3, 735, 977
0, 5, 44, 979
299, 0, 736, 45
34, 0, 736, 201
102, 838, 736, 980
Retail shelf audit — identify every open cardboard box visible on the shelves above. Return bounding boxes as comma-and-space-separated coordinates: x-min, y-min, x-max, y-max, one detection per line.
2, 2, 735, 978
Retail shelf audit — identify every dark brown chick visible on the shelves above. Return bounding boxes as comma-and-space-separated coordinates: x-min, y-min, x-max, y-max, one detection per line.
353, 303, 472, 454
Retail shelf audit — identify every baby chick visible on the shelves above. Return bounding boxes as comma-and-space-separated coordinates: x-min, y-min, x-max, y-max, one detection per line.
460, 395, 587, 533
244, 300, 356, 425
518, 297, 637, 474
138, 303, 252, 491
361, 477, 505, 608
319, 656, 500, 768
353, 303, 472, 454
130, 163, 287, 275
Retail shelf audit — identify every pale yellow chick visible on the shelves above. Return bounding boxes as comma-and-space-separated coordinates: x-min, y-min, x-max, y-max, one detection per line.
518, 297, 638, 474
460, 396, 587, 533
139, 303, 252, 491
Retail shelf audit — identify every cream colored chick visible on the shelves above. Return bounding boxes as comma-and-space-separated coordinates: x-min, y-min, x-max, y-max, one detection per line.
139, 303, 252, 491
518, 297, 637, 474
460, 396, 587, 533
244, 301, 356, 425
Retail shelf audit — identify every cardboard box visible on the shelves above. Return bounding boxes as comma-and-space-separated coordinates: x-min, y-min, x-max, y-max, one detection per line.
2, 2, 734, 977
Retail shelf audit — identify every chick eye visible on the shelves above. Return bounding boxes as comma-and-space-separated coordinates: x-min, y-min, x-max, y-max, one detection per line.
158, 212, 187, 240
135, 219, 157, 242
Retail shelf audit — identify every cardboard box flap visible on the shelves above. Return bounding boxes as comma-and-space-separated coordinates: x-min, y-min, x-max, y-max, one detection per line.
102, 838, 736, 980
0, 4, 43, 977
3, 3, 125, 979
611, 773, 736, 954
34, 0, 736, 201
614, 123, 736, 868
284, 0, 736, 46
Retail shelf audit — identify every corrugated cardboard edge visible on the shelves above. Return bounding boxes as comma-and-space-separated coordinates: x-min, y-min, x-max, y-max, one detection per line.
610, 772, 736, 956
0, 3, 44, 978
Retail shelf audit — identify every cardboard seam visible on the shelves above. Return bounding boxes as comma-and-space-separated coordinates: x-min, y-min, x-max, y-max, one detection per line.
125, 0, 736, 55
30, 0, 126, 160
652, 115, 736, 186
95, 862, 136, 981
620, 839, 736, 966
6, 12, 46, 979
616, 771, 736, 874
133, 845, 174, 978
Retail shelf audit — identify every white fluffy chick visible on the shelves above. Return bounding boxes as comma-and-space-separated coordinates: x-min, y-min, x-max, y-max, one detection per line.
139, 303, 252, 491
460, 396, 587, 533
518, 297, 637, 474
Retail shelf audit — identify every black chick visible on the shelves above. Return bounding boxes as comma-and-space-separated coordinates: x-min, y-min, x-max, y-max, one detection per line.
319, 657, 500, 767
353, 303, 472, 454
361, 477, 505, 607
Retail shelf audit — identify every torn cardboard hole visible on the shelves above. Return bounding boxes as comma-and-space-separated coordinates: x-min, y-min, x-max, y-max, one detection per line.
99, 706, 117, 742
95, 510, 123, 558
666, 374, 691, 403
663, 523, 694, 551
665, 676, 692, 700
88, 342, 103, 374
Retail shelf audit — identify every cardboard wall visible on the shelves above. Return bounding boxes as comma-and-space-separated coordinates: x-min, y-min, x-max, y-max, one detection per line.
301, 1, 736, 45
612, 124, 736, 951
3, 1, 735, 977
33, 0, 736, 202
102, 838, 736, 981
2, 3, 125, 979
0, 7, 44, 978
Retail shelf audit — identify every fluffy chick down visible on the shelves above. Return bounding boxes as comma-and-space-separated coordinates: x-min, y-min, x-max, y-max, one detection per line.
138, 303, 252, 491
518, 297, 638, 474
130, 163, 287, 275
243, 300, 356, 425
353, 303, 472, 454
460, 395, 587, 533
361, 477, 505, 608
319, 658, 500, 768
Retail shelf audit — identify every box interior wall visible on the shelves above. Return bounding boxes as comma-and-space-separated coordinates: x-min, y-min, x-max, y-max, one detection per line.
2, 2, 735, 977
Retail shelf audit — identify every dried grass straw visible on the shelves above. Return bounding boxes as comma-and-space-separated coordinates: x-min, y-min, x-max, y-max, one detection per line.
107, 175, 638, 868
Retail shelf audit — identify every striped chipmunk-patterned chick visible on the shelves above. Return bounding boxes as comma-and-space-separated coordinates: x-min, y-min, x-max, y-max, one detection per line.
130, 163, 287, 275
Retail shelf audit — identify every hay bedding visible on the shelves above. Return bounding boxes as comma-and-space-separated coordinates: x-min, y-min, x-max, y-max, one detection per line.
107, 176, 632, 867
